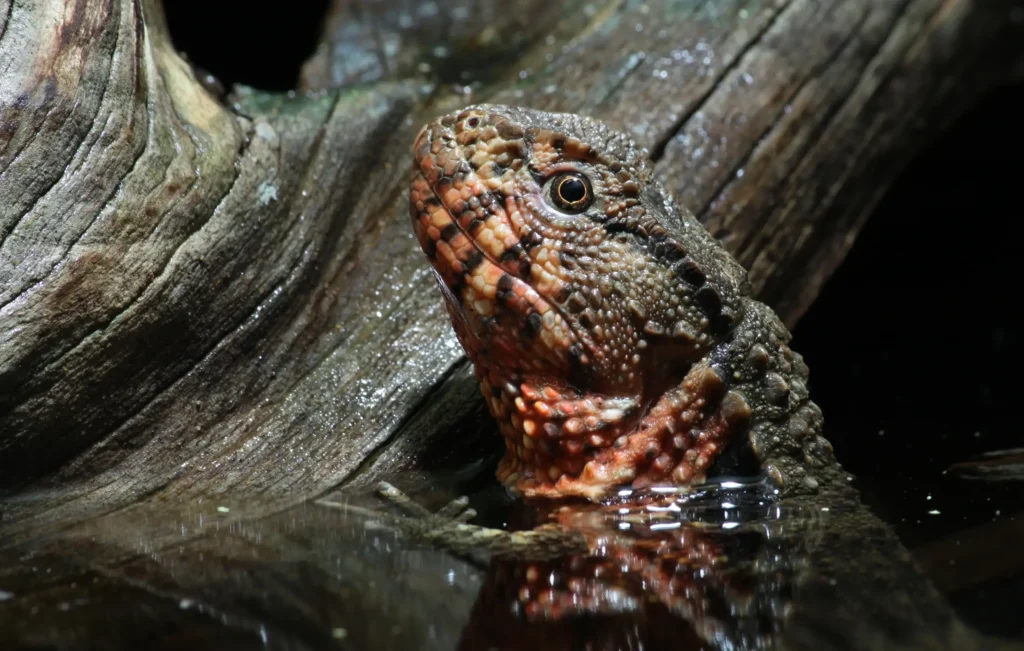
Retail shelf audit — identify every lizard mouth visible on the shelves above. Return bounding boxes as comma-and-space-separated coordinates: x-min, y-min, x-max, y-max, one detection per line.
411, 109, 595, 376
411, 114, 631, 495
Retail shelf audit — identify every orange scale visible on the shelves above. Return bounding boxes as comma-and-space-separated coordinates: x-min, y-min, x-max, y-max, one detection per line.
563, 418, 584, 435
483, 212, 508, 230
506, 212, 525, 233
558, 401, 578, 416
511, 282, 530, 299
434, 240, 459, 268
429, 208, 452, 230
481, 264, 506, 284
449, 235, 476, 261
499, 232, 521, 250
447, 196, 467, 214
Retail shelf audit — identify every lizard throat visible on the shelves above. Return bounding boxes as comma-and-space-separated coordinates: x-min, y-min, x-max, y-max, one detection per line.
485, 362, 752, 501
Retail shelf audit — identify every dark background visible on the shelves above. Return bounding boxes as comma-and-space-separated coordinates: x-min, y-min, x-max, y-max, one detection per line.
795, 81, 1019, 540
164, 0, 1021, 634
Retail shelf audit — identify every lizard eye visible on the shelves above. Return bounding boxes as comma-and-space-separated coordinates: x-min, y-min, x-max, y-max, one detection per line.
547, 173, 593, 213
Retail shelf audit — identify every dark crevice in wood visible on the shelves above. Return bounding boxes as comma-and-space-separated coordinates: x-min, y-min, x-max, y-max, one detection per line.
0, 1, 13, 42
162, 0, 329, 90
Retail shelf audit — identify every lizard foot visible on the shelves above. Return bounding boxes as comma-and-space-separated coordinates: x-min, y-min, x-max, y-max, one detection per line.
316, 483, 586, 561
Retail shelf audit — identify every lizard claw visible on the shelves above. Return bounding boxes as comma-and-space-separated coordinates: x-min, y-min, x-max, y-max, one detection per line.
376, 481, 477, 523
317, 482, 586, 560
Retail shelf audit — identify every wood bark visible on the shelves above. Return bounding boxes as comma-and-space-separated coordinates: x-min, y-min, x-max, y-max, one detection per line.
0, 0, 1021, 532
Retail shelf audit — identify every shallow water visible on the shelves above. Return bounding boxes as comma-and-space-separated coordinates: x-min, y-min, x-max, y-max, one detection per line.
2, 464, 1017, 651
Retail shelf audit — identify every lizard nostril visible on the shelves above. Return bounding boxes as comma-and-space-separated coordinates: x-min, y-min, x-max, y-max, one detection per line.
467, 117, 479, 128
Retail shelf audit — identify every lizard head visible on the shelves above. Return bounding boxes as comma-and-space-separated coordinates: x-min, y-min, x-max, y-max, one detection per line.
411, 105, 747, 497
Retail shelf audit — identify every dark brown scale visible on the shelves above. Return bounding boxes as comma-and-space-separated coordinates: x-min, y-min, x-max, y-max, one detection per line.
501, 245, 524, 263
566, 292, 587, 312
696, 286, 722, 314
497, 273, 514, 293
521, 230, 545, 250
440, 223, 460, 242
673, 257, 706, 286
436, 178, 453, 197
449, 275, 467, 297
490, 188, 508, 204
651, 236, 687, 262
518, 259, 532, 278
710, 309, 736, 335
464, 250, 485, 272
557, 250, 578, 270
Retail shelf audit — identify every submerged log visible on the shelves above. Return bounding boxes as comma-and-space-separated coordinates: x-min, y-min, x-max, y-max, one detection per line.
0, 0, 1021, 531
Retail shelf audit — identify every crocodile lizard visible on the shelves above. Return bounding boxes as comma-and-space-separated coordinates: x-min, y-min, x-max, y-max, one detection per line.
409, 104, 849, 501
341, 105, 993, 648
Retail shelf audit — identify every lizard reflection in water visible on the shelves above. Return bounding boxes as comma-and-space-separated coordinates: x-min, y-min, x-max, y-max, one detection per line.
390, 104, 858, 646
369, 478, 820, 651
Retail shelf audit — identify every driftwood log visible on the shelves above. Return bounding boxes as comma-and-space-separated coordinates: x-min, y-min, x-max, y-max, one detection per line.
0, 0, 1022, 536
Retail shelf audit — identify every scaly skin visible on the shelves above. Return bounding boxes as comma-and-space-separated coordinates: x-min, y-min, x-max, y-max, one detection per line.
410, 104, 848, 501
398, 110, 991, 647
